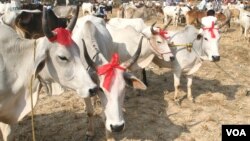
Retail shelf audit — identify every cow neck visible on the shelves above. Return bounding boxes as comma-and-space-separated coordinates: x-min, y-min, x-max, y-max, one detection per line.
192, 37, 205, 61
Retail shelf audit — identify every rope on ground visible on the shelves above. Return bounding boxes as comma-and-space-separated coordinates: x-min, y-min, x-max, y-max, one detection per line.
213, 62, 250, 94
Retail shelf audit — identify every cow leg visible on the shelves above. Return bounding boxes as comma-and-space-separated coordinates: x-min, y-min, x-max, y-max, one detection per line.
0, 122, 13, 141
187, 75, 194, 102
84, 97, 95, 141
244, 28, 247, 40
241, 26, 244, 36
173, 16, 176, 26
142, 69, 148, 86
175, 16, 178, 27
173, 71, 181, 102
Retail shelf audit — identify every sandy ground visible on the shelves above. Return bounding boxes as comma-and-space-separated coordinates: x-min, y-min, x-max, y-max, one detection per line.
8, 8, 250, 141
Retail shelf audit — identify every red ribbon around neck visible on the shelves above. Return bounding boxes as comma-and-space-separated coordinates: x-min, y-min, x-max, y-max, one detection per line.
49, 28, 73, 46
202, 22, 218, 39
97, 53, 126, 92
158, 29, 169, 39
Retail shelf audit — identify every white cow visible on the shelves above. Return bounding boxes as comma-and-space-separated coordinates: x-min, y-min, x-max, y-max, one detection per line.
154, 23, 224, 102
0, 7, 97, 141
163, 5, 182, 26
206, 1, 215, 10
0, 1, 6, 15
81, 2, 94, 15
52, 5, 76, 18
239, 9, 250, 40
106, 21, 174, 71
107, 18, 147, 32
72, 15, 146, 141
180, 6, 191, 16
0, 0, 21, 15
106, 18, 174, 85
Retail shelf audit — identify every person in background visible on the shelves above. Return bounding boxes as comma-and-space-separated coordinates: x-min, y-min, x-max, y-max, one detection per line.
94, 2, 107, 20
197, 0, 209, 10
214, 0, 222, 11
165, 0, 174, 6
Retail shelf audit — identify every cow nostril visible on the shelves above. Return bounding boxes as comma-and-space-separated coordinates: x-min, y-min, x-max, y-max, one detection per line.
110, 124, 125, 132
89, 86, 99, 97
170, 56, 175, 61
212, 56, 220, 62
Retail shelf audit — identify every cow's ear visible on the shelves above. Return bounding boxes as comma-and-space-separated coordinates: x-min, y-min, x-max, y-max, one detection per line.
123, 72, 147, 90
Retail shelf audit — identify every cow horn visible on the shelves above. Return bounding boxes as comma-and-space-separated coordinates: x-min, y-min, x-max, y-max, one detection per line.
186, 5, 192, 10
163, 18, 172, 30
66, 5, 79, 31
42, 7, 55, 39
82, 39, 97, 70
123, 36, 143, 68
150, 22, 157, 35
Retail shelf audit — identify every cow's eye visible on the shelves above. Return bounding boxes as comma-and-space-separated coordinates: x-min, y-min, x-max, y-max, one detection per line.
204, 37, 208, 41
157, 41, 162, 44
58, 56, 68, 62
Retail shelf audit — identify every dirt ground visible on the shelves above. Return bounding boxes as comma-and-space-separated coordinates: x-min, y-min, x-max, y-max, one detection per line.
10, 8, 250, 141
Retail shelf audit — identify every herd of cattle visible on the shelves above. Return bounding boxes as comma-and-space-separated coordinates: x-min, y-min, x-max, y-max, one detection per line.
0, 0, 249, 140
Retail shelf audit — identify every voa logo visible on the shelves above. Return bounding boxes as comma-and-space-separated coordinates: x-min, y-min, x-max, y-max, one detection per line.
226, 129, 246, 136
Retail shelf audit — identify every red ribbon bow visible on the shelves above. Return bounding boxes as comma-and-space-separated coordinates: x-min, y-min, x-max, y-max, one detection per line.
49, 28, 73, 46
202, 22, 218, 39
158, 29, 169, 39
97, 53, 126, 92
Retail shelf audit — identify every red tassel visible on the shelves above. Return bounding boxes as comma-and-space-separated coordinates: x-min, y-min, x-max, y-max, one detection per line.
97, 53, 126, 92
48, 28, 73, 46
158, 29, 169, 39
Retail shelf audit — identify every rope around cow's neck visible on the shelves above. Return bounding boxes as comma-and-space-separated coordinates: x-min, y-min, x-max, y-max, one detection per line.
168, 36, 205, 62
30, 40, 37, 141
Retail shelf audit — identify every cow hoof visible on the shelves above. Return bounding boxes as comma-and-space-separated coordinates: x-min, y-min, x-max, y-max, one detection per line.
188, 97, 194, 103
246, 91, 250, 96
85, 135, 94, 141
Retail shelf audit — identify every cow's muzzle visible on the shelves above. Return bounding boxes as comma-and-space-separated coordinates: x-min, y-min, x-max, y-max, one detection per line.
170, 56, 175, 61
110, 123, 125, 132
212, 56, 220, 62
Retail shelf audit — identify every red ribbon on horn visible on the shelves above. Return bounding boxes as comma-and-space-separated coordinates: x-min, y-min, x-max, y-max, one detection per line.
202, 22, 218, 38
158, 29, 169, 39
97, 53, 126, 92
49, 28, 73, 46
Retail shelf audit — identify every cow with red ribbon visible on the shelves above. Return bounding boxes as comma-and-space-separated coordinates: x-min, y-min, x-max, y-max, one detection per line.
82, 37, 146, 140
151, 14, 230, 103
0, 5, 100, 141
73, 15, 146, 139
